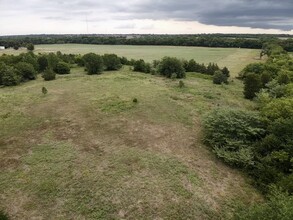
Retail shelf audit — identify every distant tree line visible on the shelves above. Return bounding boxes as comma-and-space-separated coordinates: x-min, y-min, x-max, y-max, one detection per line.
0, 34, 293, 51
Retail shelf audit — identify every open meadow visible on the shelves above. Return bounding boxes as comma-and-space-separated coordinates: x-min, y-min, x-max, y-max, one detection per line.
0, 44, 261, 77
0, 46, 263, 219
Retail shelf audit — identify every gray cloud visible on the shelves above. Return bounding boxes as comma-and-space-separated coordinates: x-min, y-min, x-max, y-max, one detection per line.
1, 0, 292, 32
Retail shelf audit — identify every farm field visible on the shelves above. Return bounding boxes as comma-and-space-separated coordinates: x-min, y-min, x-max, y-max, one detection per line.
0, 44, 262, 77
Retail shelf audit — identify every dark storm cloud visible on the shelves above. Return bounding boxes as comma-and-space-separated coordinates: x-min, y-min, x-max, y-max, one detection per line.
119, 0, 293, 30
1, 0, 292, 31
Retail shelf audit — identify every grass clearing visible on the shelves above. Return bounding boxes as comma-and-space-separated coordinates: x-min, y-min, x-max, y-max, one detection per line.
0, 65, 261, 219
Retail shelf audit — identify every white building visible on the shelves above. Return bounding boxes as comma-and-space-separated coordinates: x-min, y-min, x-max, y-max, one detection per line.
0, 46, 5, 50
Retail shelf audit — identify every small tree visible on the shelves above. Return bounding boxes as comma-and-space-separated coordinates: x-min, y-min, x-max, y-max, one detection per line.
158, 57, 185, 78
42, 68, 56, 81
15, 62, 37, 81
54, 62, 70, 74
213, 71, 228, 84
1, 66, 21, 86
26, 43, 34, 51
243, 73, 262, 99
103, 54, 122, 70
37, 55, 49, 72
83, 53, 103, 75
187, 59, 199, 72
221, 67, 230, 77
133, 59, 147, 72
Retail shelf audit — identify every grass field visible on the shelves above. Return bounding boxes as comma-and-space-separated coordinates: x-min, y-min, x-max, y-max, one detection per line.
0, 44, 261, 77
0, 65, 262, 219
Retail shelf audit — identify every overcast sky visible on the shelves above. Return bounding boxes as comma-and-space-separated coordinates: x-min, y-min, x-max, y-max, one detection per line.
0, 0, 293, 35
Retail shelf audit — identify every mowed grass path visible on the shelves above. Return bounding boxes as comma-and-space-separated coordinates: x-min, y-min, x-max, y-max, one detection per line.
0, 67, 261, 219
0, 44, 261, 77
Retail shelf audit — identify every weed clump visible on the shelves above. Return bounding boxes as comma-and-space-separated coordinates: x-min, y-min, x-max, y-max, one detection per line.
179, 80, 185, 88
42, 87, 48, 95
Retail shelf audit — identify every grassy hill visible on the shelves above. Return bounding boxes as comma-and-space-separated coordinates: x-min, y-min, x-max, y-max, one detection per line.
0, 66, 262, 219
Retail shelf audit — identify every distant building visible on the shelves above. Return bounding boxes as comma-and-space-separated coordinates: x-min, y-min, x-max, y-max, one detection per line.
0, 46, 5, 50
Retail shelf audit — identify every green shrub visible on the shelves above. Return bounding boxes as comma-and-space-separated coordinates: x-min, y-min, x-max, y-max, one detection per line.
233, 187, 293, 220
42, 86, 48, 95
1, 66, 21, 86
75, 55, 84, 66
133, 98, 138, 103
213, 70, 228, 84
277, 72, 290, 84
83, 53, 103, 75
37, 55, 48, 72
203, 108, 265, 167
243, 73, 262, 99
20, 52, 39, 71
15, 62, 36, 81
133, 59, 147, 72
42, 68, 56, 81
54, 62, 70, 74
239, 63, 265, 78
265, 80, 287, 98
47, 53, 60, 70
26, 43, 34, 51
221, 66, 230, 77
103, 54, 122, 70
120, 56, 128, 65
158, 57, 185, 79
261, 71, 273, 87
179, 80, 185, 88
261, 98, 293, 121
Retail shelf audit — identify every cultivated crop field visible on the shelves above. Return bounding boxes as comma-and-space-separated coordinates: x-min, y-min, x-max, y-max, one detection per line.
0, 46, 263, 219
0, 44, 261, 77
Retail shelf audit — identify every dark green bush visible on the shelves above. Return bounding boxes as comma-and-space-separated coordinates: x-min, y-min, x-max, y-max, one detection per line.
46, 53, 59, 70
83, 53, 103, 75
20, 52, 39, 71
1, 65, 21, 86
54, 62, 70, 74
203, 108, 265, 167
133, 59, 147, 72
158, 57, 185, 79
120, 56, 128, 65
42, 68, 56, 81
15, 62, 36, 81
37, 55, 48, 72
103, 54, 122, 71
221, 66, 230, 77
243, 73, 262, 99
75, 55, 84, 66
213, 70, 228, 84
26, 43, 34, 51
239, 63, 265, 78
